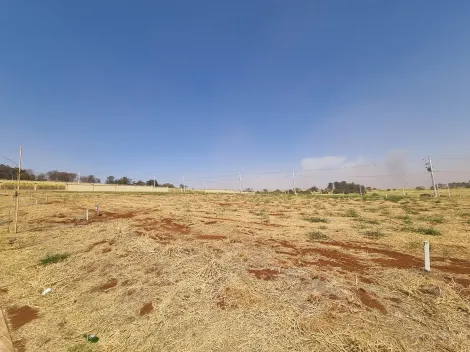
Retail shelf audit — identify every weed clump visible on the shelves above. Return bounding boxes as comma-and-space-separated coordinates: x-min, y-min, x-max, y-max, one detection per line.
40, 253, 70, 265
308, 231, 328, 241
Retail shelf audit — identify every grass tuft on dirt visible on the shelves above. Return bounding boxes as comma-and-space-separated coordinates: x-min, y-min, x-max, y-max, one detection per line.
40, 253, 70, 265
303, 216, 329, 223
308, 231, 328, 241
413, 227, 442, 236
344, 209, 359, 218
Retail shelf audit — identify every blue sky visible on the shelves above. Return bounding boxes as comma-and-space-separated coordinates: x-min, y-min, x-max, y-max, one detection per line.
1, 1, 469, 189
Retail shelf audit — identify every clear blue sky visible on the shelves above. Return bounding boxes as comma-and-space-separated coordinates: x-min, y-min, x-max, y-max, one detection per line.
1, 1, 469, 188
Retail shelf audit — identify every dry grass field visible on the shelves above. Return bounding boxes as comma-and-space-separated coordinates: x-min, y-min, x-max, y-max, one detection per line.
1, 191, 469, 352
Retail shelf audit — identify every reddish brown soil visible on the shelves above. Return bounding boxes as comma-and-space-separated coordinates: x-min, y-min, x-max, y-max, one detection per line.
356, 288, 387, 314
263, 239, 470, 277
248, 269, 280, 280
196, 235, 227, 240
328, 294, 339, 300
139, 218, 190, 234
7, 305, 39, 330
92, 278, 118, 292
102, 247, 112, 253
161, 218, 190, 234
204, 221, 218, 225
139, 302, 153, 316
0, 287, 8, 294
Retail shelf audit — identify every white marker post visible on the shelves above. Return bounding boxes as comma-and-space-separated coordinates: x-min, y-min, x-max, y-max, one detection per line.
424, 241, 430, 272
86, 209, 89, 221
95, 203, 99, 215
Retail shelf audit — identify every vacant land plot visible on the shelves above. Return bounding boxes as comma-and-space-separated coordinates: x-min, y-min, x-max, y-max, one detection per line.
1, 192, 469, 351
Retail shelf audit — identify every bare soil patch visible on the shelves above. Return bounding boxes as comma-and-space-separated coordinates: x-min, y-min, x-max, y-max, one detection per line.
7, 306, 39, 330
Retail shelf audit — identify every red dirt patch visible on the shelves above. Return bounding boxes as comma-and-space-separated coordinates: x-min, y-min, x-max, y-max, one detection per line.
356, 288, 387, 314
161, 218, 190, 234
7, 306, 39, 330
196, 235, 227, 240
248, 269, 279, 280
102, 247, 112, 253
139, 302, 153, 316
0, 287, 8, 294
92, 278, 118, 292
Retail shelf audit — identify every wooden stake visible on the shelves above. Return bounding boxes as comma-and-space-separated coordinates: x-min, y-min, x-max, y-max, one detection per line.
86, 209, 89, 221
424, 241, 430, 272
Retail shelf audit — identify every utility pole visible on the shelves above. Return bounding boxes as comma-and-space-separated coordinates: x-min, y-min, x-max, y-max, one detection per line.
78, 172, 80, 184
182, 176, 185, 192
447, 183, 451, 198
427, 156, 438, 197
292, 170, 297, 195
153, 175, 156, 188
239, 172, 242, 193
14, 146, 22, 234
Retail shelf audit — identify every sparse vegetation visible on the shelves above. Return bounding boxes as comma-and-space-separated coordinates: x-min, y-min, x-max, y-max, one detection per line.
344, 209, 359, 218
421, 215, 445, 224
308, 230, 328, 241
362, 230, 386, 239
303, 216, 329, 223
413, 227, 442, 236
40, 253, 70, 265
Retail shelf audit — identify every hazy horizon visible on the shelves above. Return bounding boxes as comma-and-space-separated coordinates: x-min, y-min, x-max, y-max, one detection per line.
1, 1, 469, 190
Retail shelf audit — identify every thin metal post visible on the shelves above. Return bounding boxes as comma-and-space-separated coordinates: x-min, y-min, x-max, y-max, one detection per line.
14, 146, 22, 234
78, 172, 80, 184
153, 175, 156, 188
447, 183, 451, 198
239, 173, 242, 193
292, 170, 296, 195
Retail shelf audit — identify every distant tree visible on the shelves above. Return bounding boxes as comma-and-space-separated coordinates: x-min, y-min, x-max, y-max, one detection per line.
307, 186, 319, 192
46, 170, 77, 182
243, 188, 253, 192
80, 175, 100, 183
135, 180, 145, 186
146, 179, 158, 187
415, 186, 425, 190
161, 183, 175, 188
327, 181, 366, 194
36, 173, 47, 181
106, 176, 115, 184
115, 177, 132, 185
262, 189, 268, 193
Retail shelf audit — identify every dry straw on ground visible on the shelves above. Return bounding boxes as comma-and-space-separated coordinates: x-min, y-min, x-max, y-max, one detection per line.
0, 191, 469, 351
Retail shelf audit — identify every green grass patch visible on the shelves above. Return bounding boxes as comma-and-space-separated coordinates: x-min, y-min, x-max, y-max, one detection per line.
344, 209, 359, 218
413, 227, 442, 236
362, 230, 386, 239
420, 215, 445, 224
308, 231, 328, 241
303, 216, 329, 223
40, 253, 70, 265
386, 195, 404, 203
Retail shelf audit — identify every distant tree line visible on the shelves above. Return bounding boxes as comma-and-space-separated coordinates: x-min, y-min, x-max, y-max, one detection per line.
327, 181, 366, 194
0, 164, 175, 187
